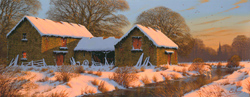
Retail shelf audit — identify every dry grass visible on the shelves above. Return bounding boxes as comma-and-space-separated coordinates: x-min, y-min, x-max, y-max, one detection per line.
173, 67, 177, 71
196, 84, 226, 97
245, 79, 250, 94
37, 76, 49, 82
95, 70, 102, 77
87, 70, 93, 74
220, 79, 230, 86
178, 64, 189, 67
170, 73, 180, 80
40, 68, 49, 72
160, 65, 169, 70
235, 81, 242, 88
49, 90, 68, 97
98, 81, 108, 93
181, 68, 188, 76
110, 67, 139, 88
141, 76, 151, 84
0, 67, 37, 97
27, 67, 34, 71
81, 86, 96, 95
66, 83, 72, 88
55, 65, 79, 83
152, 75, 158, 82
75, 66, 85, 74
140, 66, 145, 72
49, 70, 54, 73
91, 79, 99, 86
161, 73, 171, 80
188, 63, 206, 74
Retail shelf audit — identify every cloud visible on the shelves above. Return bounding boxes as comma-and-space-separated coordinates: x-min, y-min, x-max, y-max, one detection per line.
195, 17, 231, 25
195, 29, 233, 37
234, 0, 248, 5
200, 0, 209, 3
198, 27, 222, 32
217, 0, 248, 14
217, 6, 240, 14
181, 0, 209, 11
236, 20, 250, 24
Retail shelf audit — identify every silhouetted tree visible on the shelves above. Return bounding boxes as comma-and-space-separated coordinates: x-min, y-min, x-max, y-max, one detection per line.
232, 35, 248, 60
135, 6, 194, 57
47, 0, 130, 37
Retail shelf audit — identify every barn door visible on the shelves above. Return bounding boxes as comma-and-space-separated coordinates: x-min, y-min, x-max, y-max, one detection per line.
56, 54, 64, 66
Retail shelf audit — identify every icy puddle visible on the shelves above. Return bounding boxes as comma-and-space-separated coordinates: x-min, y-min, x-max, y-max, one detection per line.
83, 69, 236, 97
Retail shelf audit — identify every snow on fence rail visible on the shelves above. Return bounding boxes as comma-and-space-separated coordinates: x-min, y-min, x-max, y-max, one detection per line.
21, 59, 47, 67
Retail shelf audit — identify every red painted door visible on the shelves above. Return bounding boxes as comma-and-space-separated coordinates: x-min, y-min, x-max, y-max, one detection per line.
56, 54, 64, 66
168, 54, 171, 65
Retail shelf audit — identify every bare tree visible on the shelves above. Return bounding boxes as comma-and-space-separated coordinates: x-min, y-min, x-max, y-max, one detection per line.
135, 6, 194, 57
0, 0, 41, 60
47, 0, 130, 37
232, 35, 248, 60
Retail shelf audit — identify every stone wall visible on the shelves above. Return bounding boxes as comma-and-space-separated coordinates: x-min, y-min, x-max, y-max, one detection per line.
7, 19, 42, 64
74, 51, 92, 65
156, 48, 178, 65
115, 28, 157, 66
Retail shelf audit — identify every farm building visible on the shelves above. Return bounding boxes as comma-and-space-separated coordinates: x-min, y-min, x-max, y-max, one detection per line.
115, 24, 178, 66
74, 37, 119, 65
6, 16, 93, 65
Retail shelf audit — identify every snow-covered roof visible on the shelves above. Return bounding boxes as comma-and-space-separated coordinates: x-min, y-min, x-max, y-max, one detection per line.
74, 37, 119, 51
165, 50, 174, 54
116, 24, 178, 49
6, 16, 93, 38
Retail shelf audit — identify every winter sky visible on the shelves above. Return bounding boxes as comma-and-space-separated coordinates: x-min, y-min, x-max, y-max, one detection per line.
36, 0, 250, 50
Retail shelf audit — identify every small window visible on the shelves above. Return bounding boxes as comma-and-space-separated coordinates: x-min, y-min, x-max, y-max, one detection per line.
23, 33, 27, 39
21, 33, 27, 41
22, 51, 27, 58
132, 37, 142, 50
61, 38, 67, 47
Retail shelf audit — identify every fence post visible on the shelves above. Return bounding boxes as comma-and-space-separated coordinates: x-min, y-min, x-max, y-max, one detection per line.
31, 60, 33, 66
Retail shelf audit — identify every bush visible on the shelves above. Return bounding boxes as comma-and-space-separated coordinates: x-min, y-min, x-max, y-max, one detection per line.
75, 66, 85, 74
98, 81, 108, 93
182, 68, 188, 76
152, 75, 158, 82
49, 90, 68, 97
87, 70, 93, 74
91, 79, 99, 86
170, 73, 179, 80
95, 70, 102, 77
55, 65, 79, 83
141, 76, 150, 84
0, 67, 36, 97
217, 62, 222, 68
196, 84, 226, 97
193, 58, 204, 63
49, 70, 54, 73
161, 73, 171, 80
188, 63, 206, 74
41, 68, 49, 72
38, 76, 49, 82
160, 65, 169, 70
110, 67, 139, 88
140, 66, 145, 72
227, 55, 241, 68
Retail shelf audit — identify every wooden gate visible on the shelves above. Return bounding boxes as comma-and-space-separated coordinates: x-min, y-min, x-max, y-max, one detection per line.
56, 54, 64, 66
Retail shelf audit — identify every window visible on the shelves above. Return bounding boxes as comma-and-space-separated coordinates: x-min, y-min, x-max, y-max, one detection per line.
22, 33, 27, 41
21, 51, 27, 60
132, 37, 142, 50
61, 38, 67, 47
22, 51, 27, 58
23, 33, 27, 39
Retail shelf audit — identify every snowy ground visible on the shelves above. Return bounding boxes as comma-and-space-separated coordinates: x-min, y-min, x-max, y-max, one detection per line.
3, 63, 209, 97
184, 61, 250, 97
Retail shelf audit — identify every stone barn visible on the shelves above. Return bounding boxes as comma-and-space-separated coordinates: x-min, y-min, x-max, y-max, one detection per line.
6, 16, 93, 65
115, 24, 178, 66
74, 37, 119, 65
